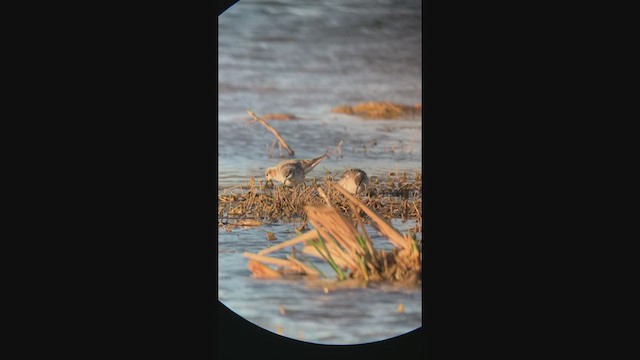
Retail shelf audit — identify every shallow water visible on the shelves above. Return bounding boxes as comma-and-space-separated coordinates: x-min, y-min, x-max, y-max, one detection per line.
218, 0, 422, 344
218, 116, 422, 189
218, 219, 422, 344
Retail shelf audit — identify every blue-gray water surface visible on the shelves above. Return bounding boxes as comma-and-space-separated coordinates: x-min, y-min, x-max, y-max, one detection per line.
219, 0, 422, 344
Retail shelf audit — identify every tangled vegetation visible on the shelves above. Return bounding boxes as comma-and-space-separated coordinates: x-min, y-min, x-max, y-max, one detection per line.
242, 182, 422, 284
218, 171, 422, 232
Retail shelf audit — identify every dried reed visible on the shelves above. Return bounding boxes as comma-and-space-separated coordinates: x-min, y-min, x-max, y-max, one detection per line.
218, 172, 422, 228
242, 182, 422, 284
247, 110, 295, 156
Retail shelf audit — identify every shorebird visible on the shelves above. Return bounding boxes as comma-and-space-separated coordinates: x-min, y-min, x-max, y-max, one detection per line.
336, 168, 369, 194
265, 154, 328, 187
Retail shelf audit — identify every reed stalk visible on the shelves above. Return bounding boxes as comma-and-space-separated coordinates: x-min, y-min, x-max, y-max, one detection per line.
243, 182, 422, 283
247, 110, 295, 156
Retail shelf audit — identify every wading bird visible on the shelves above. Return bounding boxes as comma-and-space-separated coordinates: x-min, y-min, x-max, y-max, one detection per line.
336, 168, 369, 194
265, 154, 328, 187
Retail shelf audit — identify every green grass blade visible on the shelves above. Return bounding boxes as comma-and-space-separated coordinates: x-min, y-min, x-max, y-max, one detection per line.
311, 236, 346, 281
298, 252, 326, 278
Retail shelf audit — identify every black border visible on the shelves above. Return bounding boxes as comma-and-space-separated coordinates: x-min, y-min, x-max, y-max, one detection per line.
21, 0, 588, 355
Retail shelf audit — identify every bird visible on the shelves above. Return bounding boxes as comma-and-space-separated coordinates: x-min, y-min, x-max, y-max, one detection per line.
336, 168, 369, 194
265, 154, 328, 187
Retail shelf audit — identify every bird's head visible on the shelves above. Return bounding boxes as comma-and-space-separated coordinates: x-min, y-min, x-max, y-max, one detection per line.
265, 168, 274, 181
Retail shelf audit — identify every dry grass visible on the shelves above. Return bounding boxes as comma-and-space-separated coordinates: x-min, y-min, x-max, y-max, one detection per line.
218, 171, 422, 229
242, 182, 422, 284
260, 113, 298, 121
332, 101, 422, 119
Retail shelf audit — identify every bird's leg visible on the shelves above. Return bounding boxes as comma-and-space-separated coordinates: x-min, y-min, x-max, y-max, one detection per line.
265, 179, 275, 189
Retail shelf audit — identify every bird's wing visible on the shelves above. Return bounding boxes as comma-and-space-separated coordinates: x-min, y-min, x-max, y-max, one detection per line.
353, 171, 365, 186
300, 154, 328, 174
280, 162, 301, 180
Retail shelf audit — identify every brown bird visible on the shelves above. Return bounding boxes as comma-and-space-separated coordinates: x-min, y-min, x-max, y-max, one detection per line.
336, 168, 369, 194
265, 154, 328, 187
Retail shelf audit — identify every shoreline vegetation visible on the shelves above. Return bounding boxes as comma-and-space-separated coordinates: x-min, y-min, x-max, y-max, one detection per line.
332, 101, 422, 119
241, 182, 422, 286
219, 108, 422, 288
245, 102, 422, 122
218, 170, 422, 231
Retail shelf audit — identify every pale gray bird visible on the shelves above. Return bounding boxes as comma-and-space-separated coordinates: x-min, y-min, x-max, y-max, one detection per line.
336, 168, 369, 194
265, 154, 328, 187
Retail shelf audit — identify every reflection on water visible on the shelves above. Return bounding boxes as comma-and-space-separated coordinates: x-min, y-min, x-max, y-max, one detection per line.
218, 0, 422, 344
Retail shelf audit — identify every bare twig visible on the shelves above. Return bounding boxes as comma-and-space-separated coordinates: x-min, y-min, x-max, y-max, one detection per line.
286, 255, 320, 276
243, 252, 292, 267
247, 260, 282, 279
317, 187, 332, 205
257, 229, 319, 256
336, 140, 343, 158
248, 110, 295, 156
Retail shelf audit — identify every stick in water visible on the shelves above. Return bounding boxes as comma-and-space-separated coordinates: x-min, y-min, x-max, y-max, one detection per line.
247, 110, 295, 156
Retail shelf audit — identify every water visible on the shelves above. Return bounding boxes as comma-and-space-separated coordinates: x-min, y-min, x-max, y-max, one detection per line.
218, 220, 422, 345
218, 0, 422, 344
